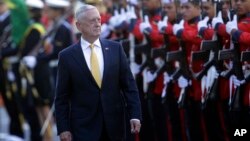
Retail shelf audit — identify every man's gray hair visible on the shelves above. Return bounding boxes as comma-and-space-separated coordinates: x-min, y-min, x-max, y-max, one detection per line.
75, 4, 96, 21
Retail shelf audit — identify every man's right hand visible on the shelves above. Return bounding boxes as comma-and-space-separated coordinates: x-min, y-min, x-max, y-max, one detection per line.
59, 131, 72, 141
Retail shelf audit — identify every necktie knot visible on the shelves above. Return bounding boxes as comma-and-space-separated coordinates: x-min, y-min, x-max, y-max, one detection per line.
90, 44, 94, 49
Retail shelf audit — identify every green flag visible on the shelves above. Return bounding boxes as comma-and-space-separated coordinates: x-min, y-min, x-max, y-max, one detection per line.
4, 0, 30, 46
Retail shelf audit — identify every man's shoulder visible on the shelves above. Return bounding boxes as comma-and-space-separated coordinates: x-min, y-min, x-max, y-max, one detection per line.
100, 38, 121, 46
59, 42, 79, 56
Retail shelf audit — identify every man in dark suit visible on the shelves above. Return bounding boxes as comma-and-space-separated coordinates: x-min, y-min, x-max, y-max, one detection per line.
55, 4, 142, 141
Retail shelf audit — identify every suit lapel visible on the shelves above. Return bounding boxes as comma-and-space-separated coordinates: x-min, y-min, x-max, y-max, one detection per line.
100, 39, 111, 89
72, 39, 112, 89
72, 41, 98, 87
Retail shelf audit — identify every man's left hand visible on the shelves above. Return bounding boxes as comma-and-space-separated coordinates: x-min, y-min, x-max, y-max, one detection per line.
130, 119, 141, 134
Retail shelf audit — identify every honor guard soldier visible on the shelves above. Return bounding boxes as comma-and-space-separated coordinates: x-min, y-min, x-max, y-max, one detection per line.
157, 0, 188, 141
225, 0, 250, 133
0, 0, 24, 138
19, 0, 54, 140
124, 1, 157, 141
198, 0, 231, 140
212, 0, 250, 137
210, 2, 233, 137
43, 0, 73, 87
132, 0, 169, 140
172, 0, 210, 140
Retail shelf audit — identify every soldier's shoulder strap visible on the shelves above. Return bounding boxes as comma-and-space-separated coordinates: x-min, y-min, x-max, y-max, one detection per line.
18, 23, 46, 56
31, 23, 46, 35
22, 22, 45, 38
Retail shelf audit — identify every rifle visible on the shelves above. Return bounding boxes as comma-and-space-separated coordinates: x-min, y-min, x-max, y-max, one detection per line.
187, 48, 221, 110
166, 41, 192, 108
132, 14, 158, 133
151, 33, 176, 103
241, 51, 250, 83
191, 0, 225, 109
192, 38, 225, 108
218, 41, 245, 111
191, 40, 219, 79
120, 39, 130, 58
191, 0, 223, 80
120, 30, 137, 63
241, 51, 250, 62
134, 32, 155, 74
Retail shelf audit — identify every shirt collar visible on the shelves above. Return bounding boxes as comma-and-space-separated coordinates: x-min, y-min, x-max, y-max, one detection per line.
81, 37, 101, 50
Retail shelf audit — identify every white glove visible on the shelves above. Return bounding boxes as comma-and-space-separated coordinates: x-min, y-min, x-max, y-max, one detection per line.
173, 20, 184, 35
163, 72, 171, 85
154, 57, 164, 69
145, 70, 157, 83
139, 15, 152, 34
226, 15, 238, 34
212, 11, 223, 29
126, 5, 137, 23
198, 16, 209, 32
206, 66, 219, 89
130, 62, 140, 75
100, 23, 111, 38
233, 75, 245, 87
117, 8, 127, 26
7, 70, 15, 82
108, 10, 119, 30
178, 76, 188, 88
22, 56, 37, 69
157, 16, 168, 32
208, 66, 219, 79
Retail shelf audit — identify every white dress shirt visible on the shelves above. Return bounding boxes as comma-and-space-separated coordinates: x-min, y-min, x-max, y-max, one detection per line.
80, 37, 104, 81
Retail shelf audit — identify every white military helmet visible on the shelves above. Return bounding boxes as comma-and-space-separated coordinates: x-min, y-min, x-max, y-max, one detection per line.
45, 0, 70, 8
26, 0, 44, 9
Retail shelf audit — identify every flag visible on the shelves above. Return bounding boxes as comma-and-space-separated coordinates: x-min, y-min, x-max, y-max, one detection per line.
4, 0, 30, 46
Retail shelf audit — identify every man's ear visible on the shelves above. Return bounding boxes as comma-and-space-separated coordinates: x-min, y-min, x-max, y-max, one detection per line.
75, 21, 80, 30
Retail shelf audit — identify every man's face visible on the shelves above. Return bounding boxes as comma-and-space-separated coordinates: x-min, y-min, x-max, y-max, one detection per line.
103, 0, 113, 8
234, 0, 250, 16
221, 1, 230, 18
76, 8, 101, 39
181, 2, 200, 21
44, 6, 58, 20
201, 2, 215, 19
142, 0, 159, 11
162, 3, 177, 22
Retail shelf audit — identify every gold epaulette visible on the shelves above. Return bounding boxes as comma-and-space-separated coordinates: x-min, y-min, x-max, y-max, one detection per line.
31, 23, 46, 35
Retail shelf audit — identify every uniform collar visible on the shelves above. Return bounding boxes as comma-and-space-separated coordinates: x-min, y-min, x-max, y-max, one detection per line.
239, 13, 250, 21
187, 16, 200, 24
148, 7, 161, 17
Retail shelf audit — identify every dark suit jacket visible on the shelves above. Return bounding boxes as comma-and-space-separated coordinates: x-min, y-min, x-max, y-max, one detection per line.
55, 38, 141, 141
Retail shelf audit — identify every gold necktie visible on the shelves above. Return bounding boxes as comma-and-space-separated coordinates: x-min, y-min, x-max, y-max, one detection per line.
90, 44, 101, 88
